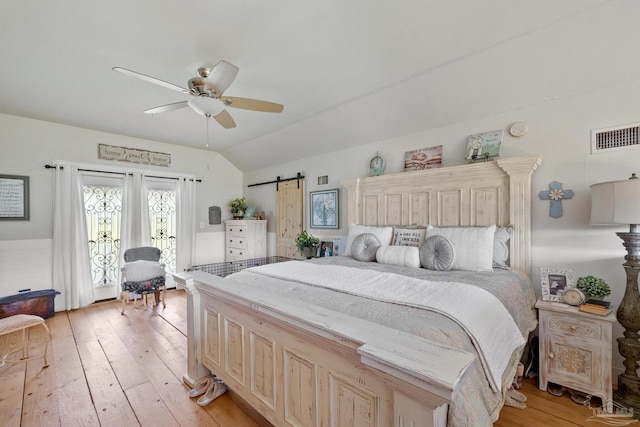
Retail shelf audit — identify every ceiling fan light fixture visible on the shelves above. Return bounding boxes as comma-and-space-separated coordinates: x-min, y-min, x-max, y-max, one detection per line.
188, 97, 225, 117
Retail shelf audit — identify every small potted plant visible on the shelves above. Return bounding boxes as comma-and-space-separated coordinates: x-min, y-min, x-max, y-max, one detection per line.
230, 197, 248, 219
576, 275, 611, 299
295, 230, 320, 259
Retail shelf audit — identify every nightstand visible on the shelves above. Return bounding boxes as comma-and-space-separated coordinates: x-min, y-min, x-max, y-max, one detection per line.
536, 299, 615, 405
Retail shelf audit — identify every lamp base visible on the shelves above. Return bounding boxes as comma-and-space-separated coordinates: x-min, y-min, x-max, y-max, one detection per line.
615, 230, 640, 417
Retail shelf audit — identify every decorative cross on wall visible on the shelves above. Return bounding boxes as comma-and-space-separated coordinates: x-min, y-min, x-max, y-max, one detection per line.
539, 181, 574, 218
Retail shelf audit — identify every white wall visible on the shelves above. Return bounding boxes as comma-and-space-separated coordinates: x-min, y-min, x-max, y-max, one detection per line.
244, 79, 640, 382
0, 113, 242, 300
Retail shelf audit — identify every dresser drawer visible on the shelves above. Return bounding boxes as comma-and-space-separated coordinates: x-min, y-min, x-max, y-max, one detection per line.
226, 235, 248, 249
546, 312, 603, 341
226, 224, 247, 237
226, 247, 248, 259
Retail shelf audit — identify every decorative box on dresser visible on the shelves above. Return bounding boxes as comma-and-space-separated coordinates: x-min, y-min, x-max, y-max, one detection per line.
224, 220, 267, 261
536, 299, 615, 405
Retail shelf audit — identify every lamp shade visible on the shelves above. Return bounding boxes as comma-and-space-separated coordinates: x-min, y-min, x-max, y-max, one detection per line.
188, 97, 225, 117
590, 174, 640, 225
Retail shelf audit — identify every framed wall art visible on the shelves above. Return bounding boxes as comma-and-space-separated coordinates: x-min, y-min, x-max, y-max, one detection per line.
540, 267, 575, 302
404, 145, 442, 171
310, 189, 339, 229
465, 130, 503, 162
0, 174, 29, 220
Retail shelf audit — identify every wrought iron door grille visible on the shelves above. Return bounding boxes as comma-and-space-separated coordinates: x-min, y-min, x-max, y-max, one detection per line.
84, 185, 122, 287
148, 189, 177, 273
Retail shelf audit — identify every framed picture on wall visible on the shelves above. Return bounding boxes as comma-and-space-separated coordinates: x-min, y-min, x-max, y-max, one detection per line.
310, 189, 339, 229
0, 174, 29, 220
540, 267, 575, 302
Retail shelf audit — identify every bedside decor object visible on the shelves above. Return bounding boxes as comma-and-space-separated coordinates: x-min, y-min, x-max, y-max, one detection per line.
0, 174, 29, 220
576, 275, 611, 299
229, 197, 248, 219
369, 151, 386, 176
539, 181, 574, 218
465, 130, 503, 162
561, 288, 586, 306
295, 230, 320, 259
590, 173, 640, 411
403, 145, 442, 171
540, 267, 574, 302
310, 189, 338, 229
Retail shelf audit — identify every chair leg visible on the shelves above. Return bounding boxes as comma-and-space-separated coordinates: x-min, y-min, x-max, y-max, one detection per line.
41, 322, 50, 368
161, 285, 166, 308
21, 328, 28, 360
121, 290, 129, 315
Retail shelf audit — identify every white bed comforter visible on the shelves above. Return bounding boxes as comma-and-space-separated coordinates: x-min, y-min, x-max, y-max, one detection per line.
249, 261, 525, 393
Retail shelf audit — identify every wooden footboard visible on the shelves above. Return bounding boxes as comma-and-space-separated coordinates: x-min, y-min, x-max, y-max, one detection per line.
175, 271, 475, 427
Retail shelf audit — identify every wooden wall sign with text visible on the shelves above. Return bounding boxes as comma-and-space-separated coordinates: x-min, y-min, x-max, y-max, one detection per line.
98, 144, 171, 167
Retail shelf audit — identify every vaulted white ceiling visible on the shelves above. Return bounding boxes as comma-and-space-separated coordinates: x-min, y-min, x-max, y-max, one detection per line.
1, 0, 636, 171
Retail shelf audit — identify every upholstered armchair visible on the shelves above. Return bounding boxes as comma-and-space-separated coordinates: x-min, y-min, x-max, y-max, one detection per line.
120, 246, 167, 315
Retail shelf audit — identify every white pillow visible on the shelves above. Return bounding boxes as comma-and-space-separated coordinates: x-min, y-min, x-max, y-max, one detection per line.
344, 224, 393, 256
351, 233, 381, 262
426, 225, 496, 272
376, 245, 421, 268
493, 226, 512, 269
122, 260, 165, 282
391, 227, 428, 247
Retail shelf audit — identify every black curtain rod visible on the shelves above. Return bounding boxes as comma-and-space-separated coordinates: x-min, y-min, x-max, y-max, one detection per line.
247, 172, 305, 190
44, 164, 201, 182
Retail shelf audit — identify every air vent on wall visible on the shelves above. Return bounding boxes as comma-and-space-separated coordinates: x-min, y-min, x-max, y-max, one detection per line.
317, 175, 329, 186
591, 123, 640, 154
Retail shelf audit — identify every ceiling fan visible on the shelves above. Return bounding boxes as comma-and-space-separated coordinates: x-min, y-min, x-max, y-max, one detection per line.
112, 60, 283, 129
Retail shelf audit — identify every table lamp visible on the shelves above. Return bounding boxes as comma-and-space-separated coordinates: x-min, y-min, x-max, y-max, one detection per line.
590, 173, 640, 410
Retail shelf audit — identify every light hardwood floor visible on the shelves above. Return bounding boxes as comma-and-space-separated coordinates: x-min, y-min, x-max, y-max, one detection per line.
0, 290, 602, 426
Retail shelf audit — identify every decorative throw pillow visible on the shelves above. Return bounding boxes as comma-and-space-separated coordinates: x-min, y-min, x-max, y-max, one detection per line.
376, 245, 421, 268
493, 226, 512, 269
351, 233, 381, 262
122, 260, 165, 282
419, 236, 455, 271
391, 227, 428, 247
344, 224, 393, 256
426, 225, 496, 271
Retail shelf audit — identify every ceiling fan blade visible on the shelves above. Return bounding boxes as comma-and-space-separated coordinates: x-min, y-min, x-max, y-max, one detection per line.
144, 101, 189, 114
213, 110, 237, 129
113, 67, 189, 94
205, 60, 239, 96
220, 96, 284, 113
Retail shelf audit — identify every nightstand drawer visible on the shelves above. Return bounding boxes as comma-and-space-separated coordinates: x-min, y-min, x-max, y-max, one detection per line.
547, 313, 603, 341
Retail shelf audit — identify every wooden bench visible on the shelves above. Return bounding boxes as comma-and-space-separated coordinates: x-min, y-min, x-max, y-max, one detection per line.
0, 314, 50, 368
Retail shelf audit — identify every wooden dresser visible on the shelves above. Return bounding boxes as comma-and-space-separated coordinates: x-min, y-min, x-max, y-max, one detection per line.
536, 299, 615, 404
224, 220, 267, 261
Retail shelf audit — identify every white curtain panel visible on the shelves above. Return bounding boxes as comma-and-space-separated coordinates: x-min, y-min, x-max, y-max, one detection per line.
117, 172, 151, 298
176, 177, 196, 273
52, 164, 95, 310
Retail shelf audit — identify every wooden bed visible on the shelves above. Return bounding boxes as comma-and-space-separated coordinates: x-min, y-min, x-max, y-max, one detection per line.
173, 154, 542, 427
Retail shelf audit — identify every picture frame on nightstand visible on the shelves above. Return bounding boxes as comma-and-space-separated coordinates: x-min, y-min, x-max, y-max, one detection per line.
540, 267, 575, 302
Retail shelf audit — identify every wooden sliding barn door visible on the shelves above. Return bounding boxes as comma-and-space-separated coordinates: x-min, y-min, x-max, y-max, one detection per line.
276, 180, 303, 257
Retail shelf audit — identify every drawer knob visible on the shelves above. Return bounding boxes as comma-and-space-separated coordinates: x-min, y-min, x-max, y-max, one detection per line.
570, 325, 577, 331
549, 352, 555, 359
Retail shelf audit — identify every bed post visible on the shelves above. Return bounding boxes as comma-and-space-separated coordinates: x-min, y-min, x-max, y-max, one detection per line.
496, 154, 543, 277
171, 271, 211, 387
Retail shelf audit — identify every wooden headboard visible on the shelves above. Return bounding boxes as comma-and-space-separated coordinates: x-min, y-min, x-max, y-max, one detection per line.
342, 154, 543, 276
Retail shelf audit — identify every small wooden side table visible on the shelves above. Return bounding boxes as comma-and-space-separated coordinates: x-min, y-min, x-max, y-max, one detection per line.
536, 299, 615, 404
